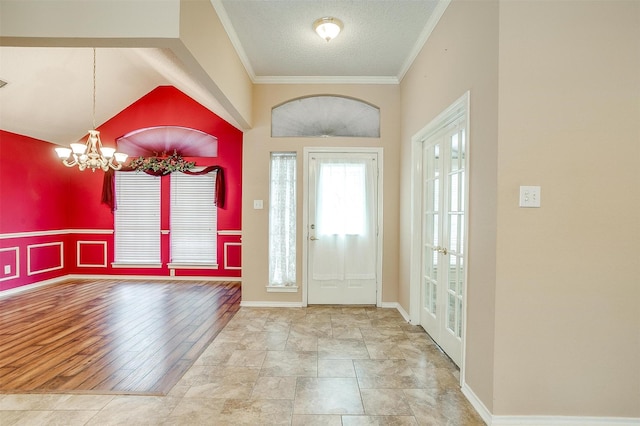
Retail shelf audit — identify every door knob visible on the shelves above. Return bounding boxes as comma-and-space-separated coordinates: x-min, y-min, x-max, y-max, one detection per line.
310, 236, 319, 241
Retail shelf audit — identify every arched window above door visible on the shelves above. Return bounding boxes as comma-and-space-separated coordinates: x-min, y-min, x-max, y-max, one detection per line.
271, 95, 380, 138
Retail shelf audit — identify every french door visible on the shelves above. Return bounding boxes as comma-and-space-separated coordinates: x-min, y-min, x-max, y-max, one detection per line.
305, 150, 380, 305
420, 118, 467, 367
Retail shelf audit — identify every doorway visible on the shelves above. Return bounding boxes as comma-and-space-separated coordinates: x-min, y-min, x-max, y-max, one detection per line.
303, 148, 383, 305
410, 93, 470, 368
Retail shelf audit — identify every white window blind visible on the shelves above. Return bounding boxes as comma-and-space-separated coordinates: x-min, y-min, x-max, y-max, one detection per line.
170, 172, 217, 265
114, 172, 161, 264
269, 152, 296, 286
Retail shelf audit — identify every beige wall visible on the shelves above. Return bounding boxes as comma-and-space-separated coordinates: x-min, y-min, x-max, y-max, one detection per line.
242, 84, 401, 304
179, 0, 253, 129
494, 0, 640, 417
400, 0, 500, 413
400, 0, 640, 418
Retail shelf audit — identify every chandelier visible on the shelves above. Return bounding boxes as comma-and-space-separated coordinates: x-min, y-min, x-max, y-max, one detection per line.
54, 48, 128, 171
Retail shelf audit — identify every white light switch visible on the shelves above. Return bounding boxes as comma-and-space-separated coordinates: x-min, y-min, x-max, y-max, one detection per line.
253, 199, 264, 209
4, 265, 10, 274
519, 186, 541, 208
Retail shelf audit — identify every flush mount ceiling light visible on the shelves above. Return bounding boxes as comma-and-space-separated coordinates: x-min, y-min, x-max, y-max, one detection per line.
54, 48, 128, 172
313, 17, 343, 42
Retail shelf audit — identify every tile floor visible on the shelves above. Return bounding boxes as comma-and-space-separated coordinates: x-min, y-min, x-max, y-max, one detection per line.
0, 306, 485, 425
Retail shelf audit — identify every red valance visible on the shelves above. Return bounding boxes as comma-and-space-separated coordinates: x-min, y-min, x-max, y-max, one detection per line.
102, 166, 225, 212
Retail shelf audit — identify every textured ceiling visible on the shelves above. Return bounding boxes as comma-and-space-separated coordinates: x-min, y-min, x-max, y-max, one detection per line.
216, 0, 443, 82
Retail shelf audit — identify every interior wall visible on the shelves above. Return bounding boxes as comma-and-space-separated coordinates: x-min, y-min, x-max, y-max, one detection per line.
399, 0, 499, 413
494, 0, 640, 417
242, 84, 401, 305
0, 131, 73, 290
0, 86, 244, 291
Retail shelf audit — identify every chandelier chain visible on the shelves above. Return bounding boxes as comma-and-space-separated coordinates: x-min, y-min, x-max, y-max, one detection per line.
92, 47, 96, 130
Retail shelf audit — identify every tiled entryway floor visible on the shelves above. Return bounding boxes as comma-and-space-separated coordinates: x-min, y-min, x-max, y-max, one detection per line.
0, 306, 485, 425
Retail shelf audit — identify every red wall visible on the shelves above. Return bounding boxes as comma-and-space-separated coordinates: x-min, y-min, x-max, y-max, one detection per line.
0, 86, 243, 292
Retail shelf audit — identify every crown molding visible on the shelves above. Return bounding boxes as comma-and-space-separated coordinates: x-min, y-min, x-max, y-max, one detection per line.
254, 75, 399, 85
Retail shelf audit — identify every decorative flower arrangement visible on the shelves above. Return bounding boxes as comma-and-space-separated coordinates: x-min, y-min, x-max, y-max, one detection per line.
130, 150, 195, 174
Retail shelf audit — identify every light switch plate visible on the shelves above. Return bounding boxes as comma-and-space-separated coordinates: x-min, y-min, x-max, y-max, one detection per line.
253, 199, 264, 209
519, 186, 541, 208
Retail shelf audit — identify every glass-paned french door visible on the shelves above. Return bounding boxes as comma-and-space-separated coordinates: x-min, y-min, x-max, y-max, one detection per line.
421, 118, 467, 367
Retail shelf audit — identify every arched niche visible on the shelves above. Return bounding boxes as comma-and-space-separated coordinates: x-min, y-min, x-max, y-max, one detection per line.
116, 126, 218, 157
271, 95, 380, 138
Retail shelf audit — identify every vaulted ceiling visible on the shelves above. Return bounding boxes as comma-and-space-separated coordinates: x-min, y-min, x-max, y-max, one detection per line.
0, 0, 448, 145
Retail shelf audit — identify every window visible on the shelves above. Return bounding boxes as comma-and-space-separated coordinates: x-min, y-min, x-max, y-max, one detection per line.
114, 172, 161, 265
170, 171, 217, 266
269, 153, 296, 288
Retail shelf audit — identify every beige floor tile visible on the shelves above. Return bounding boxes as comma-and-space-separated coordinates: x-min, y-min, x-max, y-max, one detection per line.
332, 326, 364, 339
290, 322, 333, 338
365, 342, 407, 359
318, 338, 370, 360
357, 374, 427, 389
52, 394, 115, 410
226, 349, 267, 367
216, 398, 293, 425
164, 397, 225, 425
354, 359, 414, 377
285, 334, 318, 352
360, 389, 413, 416
237, 331, 289, 351
0, 409, 99, 426
342, 415, 419, 425
293, 377, 364, 415
318, 359, 356, 378
251, 376, 297, 399
86, 396, 180, 426
0, 394, 68, 410
260, 351, 318, 377
181, 365, 260, 399
292, 414, 343, 425
194, 343, 237, 365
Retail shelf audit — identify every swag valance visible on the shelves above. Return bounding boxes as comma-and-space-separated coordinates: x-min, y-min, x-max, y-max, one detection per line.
101, 166, 225, 212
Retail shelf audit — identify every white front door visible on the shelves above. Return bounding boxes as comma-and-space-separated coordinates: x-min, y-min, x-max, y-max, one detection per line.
306, 150, 380, 305
420, 118, 467, 367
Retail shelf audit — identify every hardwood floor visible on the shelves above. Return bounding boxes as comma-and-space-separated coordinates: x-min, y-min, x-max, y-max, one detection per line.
0, 279, 240, 395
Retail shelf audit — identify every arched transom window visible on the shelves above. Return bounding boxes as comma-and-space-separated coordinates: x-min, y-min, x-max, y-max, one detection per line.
271, 95, 380, 138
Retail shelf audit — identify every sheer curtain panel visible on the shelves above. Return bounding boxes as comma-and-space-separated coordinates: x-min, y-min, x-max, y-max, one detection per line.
269, 153, 297, 286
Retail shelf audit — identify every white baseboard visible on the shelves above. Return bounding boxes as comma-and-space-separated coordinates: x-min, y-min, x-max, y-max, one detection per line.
0, 274, 241, 299
459, 375, 640, 426
240, 301, 304, 308
491, 416, 640, 425
461, 383, 493, 425
0, 275, 67, 299
66, 274, 242, 282
379, 301, 411, 322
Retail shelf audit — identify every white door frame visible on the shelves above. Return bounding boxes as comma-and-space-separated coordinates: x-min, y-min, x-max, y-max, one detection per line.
302, 147, 384, 307
409, 92, 470, 382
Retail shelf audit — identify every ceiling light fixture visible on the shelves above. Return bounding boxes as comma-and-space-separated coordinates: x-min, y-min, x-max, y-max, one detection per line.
313, 17, 343, 42
54, 48, 128, 172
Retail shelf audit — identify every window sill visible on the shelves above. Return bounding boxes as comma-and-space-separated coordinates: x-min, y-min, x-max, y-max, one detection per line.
167, 263, 219, 270
266, 285, 299, 293
111, 262, 163, 269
